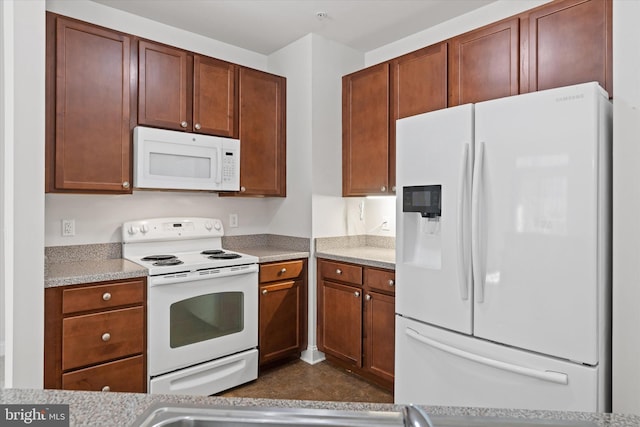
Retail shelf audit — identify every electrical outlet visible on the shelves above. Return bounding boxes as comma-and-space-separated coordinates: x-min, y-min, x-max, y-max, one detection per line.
381, 216, 390, 231
62, 219, 75, 237
229, 213, 239, 228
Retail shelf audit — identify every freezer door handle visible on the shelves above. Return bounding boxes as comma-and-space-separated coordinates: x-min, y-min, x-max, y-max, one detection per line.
472, 141, 485, 303
405, 327, 569, 385
457, 143, 470, 300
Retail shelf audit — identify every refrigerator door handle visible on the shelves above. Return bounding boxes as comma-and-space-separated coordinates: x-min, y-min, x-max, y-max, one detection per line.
457, 143, 470, 300
405, 327, 569, 385
472, 141, 485, 303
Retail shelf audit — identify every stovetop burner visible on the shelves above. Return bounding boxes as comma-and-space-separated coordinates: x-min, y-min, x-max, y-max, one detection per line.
208, 253, 242, 260
153, 258, 184, 266
141, 254, 177, 261
201, 249, 225, 255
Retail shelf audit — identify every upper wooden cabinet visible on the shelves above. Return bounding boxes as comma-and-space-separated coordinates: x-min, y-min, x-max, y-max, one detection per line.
342, 63, 391, 197
46, 14, 134, 193
232, 67, 287, 197
522, 0, 612, 96
449, 18, 520, 106
138, 40, 238, 137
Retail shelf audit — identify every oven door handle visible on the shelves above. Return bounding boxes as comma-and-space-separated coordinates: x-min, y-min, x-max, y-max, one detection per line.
148, 263, 259, 286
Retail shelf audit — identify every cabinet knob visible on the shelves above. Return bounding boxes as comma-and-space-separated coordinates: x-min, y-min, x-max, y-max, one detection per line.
280, 267, 287, 274
122, 181, 130, 189
101, 386, 111, 392
180, 121, 188, 128
102, 292, 112, 301
354, 291, 360, 297
381, 186, 387, 192
388, 279, 395, 287
336, 269, 342, 275
366, 294, 372, 301
261, 289, 268, 295
101, 333, 111, 342
391, 186, 396, 192
240, 186, 246, 192
194, 123, 202, 130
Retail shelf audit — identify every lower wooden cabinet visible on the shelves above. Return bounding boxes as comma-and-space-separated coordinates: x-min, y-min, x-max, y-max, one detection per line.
317, 259, 395, 391
258, 259, 307, 367
44, 278, 147, 393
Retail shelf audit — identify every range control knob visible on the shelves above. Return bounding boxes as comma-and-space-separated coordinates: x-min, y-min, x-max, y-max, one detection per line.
214, 221, 222, 231
127, 225, 139, 235
205, 222, 213, 231
140, 224, 149, 234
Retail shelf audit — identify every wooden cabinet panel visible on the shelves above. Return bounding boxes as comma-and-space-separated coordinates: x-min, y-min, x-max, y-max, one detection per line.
62, 279, 144, 314
193, 56, 238, 137
62, 306, 144, 371
260, 260, 304, 283
259, 280, 304, 364
342, 63, 391, 196
364, 268, 395, 295
318, 261, 362, 285
62, 354, 145, 392
364, 291, 395, 384
525, 0, 612, 96
234, 67, 287, 196
318, 280, 363, 366
138, 40, 189, 131
449, 18, 519, 106
390, 43, 448, 193
48, 14, 132, 193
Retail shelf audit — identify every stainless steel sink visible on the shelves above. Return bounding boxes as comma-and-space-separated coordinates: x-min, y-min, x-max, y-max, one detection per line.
133, 403, 599, 427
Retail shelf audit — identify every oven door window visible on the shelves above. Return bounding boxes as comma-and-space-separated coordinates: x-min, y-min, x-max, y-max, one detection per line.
170, 292, 244, 348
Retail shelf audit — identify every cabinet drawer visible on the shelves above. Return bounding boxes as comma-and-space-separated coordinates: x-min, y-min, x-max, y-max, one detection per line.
260, 260, 304, 283
62, 279, 145, 314
62, 354, 145, 393
319, 260, 362, 285
365, 268, 396, 294
62, 306, 144, 371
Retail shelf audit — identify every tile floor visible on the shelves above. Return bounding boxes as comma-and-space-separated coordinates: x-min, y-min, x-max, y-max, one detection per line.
217, 359, 394, 403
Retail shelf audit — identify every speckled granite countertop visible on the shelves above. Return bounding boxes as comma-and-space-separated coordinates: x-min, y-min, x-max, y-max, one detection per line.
315, 235, 395, 270
1, 389, 639, 427
223, 234, 310, 263
44, 259, 147, 288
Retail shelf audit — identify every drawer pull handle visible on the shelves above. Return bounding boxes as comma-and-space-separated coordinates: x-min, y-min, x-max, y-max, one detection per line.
101, 386, 110, 392
280, 267, 287, 274
101, 333, 111, 342
102, 292, 112, 301
262, 289, 268, 295
354, 291, 360, 298
388, 279, 395, 287
336, 269, 342, 275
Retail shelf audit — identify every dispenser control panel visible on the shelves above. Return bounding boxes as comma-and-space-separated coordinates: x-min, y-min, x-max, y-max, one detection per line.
403, 185, 442, 218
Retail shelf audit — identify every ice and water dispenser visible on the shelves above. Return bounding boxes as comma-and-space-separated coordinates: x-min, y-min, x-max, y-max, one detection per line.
401, 185, 442, 269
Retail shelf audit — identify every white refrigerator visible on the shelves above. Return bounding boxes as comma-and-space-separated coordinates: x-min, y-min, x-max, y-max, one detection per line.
394, 82, 611, 412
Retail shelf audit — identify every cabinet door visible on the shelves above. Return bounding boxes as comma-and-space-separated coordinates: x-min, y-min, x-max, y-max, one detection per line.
50, 16, 132, 193
342, 63, 390, 196
259, 280, 305, 365
193, 55, 238, 137
318, 280, 363, 367
390, 43, 448, 193
525, 0, 611, 96
364, 291, 395, 384
449, 18, 519, 106
138, 40, 190, 131
236, 67, 286, 196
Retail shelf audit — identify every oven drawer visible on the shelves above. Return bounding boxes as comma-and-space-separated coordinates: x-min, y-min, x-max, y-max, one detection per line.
62, 354, 145, 393
364, 268, 396, 294
62, 279, 145, 314
62, 306, 144, 370
319, 260, 363, 285
260, 260, 305, 283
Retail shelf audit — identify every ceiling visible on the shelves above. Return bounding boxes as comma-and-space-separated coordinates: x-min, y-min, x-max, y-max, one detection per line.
90, 0, 497, 55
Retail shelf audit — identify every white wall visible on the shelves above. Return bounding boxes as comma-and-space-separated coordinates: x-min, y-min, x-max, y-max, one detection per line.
2, 0, 46, 388
612, 0, 640, 415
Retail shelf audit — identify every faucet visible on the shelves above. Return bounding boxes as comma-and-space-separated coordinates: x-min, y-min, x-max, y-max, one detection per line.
403, 405, 435, 427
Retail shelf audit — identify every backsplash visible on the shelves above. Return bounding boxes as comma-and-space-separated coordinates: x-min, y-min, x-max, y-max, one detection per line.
315, 235, 395, 252
45, 243, 122, 263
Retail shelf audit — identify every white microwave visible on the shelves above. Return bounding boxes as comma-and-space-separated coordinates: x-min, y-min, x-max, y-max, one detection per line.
133, 126, 240, 191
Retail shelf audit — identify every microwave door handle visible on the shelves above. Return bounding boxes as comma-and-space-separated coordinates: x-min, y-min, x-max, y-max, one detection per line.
215, 147, 223, 184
